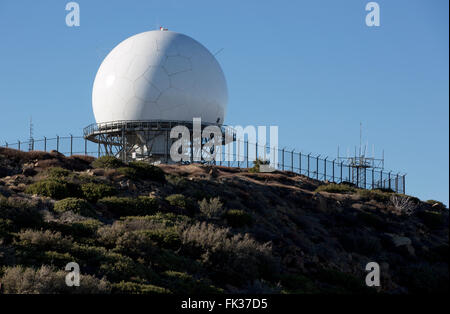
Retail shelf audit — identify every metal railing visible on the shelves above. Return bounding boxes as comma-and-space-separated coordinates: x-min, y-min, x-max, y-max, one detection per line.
1, 135, 406, 194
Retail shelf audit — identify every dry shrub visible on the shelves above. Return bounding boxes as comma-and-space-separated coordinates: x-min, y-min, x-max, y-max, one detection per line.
1, 265, 111, 294
97, 215, 174, 248
53, 197, 95, 217
180, 222, 276, 284
390, 195, 417, 216
113, 230, 158, 258
198, 197, 224, 219
16, 229, 73, 251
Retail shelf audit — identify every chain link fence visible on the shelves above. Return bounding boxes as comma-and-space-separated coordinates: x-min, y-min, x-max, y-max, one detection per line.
1, 135, 406, 194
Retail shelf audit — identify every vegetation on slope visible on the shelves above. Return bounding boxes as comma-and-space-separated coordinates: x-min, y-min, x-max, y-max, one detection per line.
0, 147, 448, 294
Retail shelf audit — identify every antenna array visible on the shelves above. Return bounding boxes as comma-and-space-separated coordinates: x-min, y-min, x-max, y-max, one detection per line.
337, 123, 385, 187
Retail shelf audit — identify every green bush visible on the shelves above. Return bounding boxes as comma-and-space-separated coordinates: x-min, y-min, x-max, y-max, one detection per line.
44, 219, 103, 239
280, 273, 319, 294
315, 183, 356, 194
224, 209, 253, 228
151, 249, 202, 273
374, 187, 394, 193
53, 197, 95, 217
112, 281, 170, 294
116, 167, 138, 178
148, 212, 191, 226
129, 162, 166, 182
46, 167, 71, 179
114, 230, 158, 258
0, 196, 43, 229
70, 244, 108, 268
98, 196, 159, 217
92, 156, 124, 169
249, 158, 269, 173
43, 251, 74, 267
199, 197, 224, 219
25, 179, 81, 200
81, 182, 117, 203
166, 194, 191, 210
357, 189, 391, 202
161, 270, 222, 294
71, 219, 104, 237
99, 252, 149, 282
165, 174, 189, 189
143, 228, 181, 250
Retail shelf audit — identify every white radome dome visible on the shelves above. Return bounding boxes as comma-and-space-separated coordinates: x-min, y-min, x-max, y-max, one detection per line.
92, 30, 228, 124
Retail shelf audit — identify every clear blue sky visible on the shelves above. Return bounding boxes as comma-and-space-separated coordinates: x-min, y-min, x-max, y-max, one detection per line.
0, 0, 448, 205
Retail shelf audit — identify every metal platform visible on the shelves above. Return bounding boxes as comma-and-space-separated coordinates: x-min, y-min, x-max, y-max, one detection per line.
83, 120, 235, 163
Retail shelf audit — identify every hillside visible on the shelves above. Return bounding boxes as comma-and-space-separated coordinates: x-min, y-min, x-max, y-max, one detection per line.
0, 147, 448, 294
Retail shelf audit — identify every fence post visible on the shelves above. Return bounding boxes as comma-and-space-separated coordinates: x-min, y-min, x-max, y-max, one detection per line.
402, 175, 406, 194
388, 171, 391, 190
44, 137, 47, 152
5, 142, 7, 148
372, 168, 374, 189
282, 148, 285, 171
332, 159, 335, 182
299, 152, 302, 175
98, 141, 100, 158
291, 150, 294, 172
237, 139, 240, 168
348, 166, 351, 184
272, 146, 275, 169
380, 171, 383, 189
56, 135, 60, 152
246, 140, 249, 168
356, 167, 359, 188
18, 140, 21, 150
364, 167, 367, 189
396, 173, 399, 193
307, 153, 311, 177
31, 139, 34, 151
340, 162, 343, 183
324, 157, 327, 181
227, 139, 230, 167
316, 155, 319, 180
70, 135, 73, 156
84, 138, 87, 156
